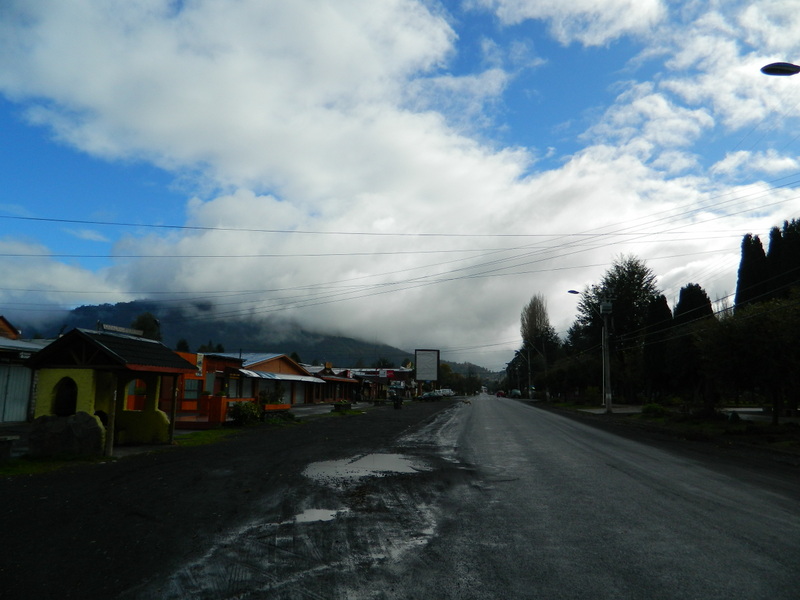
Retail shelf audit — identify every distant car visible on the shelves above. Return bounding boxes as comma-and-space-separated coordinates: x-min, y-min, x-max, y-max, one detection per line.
496, 390, 506, 397
510, 389, 521, 398
438, 388, 455, 397
421, 390, 441, 400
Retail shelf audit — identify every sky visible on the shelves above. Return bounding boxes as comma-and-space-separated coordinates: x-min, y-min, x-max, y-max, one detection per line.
3, 0, 800, 370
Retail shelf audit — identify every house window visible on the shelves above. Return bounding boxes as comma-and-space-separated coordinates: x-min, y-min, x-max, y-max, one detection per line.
227, 376, 240, 398
184, 379, 201, 400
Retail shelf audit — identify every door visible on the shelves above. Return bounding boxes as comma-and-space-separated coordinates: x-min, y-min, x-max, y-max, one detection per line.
293, 382, 305, 405
0, 364, 32, 422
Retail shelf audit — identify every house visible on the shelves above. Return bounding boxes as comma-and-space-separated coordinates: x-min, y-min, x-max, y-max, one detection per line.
350, 366, 415, 400
168, 352, 249, 429
0, 316, 48, 423
218, 353, 325, 406
307, 364, 361, 402
164, 352, 325, 429
0, 315, 22, 340
27, 328, 197, 455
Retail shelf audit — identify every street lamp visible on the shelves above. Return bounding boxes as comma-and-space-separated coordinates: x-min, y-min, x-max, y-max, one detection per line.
761, 62, 800, 76
568, 289, 612, 414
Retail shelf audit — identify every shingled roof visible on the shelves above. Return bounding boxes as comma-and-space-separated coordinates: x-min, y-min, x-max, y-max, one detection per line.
27, 328, 196, 373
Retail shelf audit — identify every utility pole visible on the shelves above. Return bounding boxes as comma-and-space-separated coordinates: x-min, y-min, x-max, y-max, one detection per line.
600, 298, 613, 414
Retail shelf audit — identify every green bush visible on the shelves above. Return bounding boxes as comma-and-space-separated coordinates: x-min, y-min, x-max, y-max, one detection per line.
641, 403, 668, 418
227, 401, 263, 426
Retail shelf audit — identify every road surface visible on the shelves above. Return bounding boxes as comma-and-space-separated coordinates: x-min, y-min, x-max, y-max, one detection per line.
127, 394, 800, 599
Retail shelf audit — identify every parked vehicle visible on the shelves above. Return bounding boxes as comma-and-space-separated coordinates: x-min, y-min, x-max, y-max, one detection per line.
496, 390, 506, 397
421, 390, 441, 400
438, 388, 455, 397
510, 389, 521, 398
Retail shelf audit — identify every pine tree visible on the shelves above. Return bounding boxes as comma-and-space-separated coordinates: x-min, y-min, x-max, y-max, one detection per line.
734, 233, 767, 309
673, 283, 714, 327
642, 294, 672, 400
671, 283, 716, 414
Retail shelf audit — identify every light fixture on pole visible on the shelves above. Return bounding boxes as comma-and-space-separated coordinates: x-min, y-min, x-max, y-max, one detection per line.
568, 289, 612, 414
761, 62, 800, 76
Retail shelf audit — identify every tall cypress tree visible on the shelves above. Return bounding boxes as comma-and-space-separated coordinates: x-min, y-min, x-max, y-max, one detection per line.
672, 283, 716, 413
734, 233, 767, 309
642, 294, 672, 400
774, 219, 800, 297
765, 225, 785, 302
673, 283, 714, 326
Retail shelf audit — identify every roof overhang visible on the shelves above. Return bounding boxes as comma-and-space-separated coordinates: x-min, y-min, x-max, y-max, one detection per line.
320, 376, 359, 384
239, 369, 324, 384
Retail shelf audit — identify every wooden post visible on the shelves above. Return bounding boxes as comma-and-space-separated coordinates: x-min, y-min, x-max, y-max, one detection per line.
104, 387, 117, 458
169, 376, 178, 444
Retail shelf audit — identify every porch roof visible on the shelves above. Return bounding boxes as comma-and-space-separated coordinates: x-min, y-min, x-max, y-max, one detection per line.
239, 369, 324, 384
27, 328, 196, 374
319, 375, 359, 384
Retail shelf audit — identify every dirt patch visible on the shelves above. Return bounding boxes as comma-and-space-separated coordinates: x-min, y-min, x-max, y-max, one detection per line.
0, 400, 459, 600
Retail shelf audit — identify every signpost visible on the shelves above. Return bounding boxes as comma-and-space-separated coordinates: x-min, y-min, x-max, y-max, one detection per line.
415, 349, 439, 396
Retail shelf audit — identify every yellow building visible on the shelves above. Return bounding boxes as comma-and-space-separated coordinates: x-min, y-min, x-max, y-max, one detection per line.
28, 328, 196, 456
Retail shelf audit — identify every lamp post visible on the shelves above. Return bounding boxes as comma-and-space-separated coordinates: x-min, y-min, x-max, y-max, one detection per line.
568, 289, 612, 414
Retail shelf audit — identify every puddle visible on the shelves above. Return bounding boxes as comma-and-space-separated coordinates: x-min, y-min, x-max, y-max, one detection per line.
293, 508, 344, 523
303, 453, 428, 482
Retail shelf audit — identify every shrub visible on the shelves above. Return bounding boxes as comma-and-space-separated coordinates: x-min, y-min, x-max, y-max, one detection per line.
641, 403, 668, 418
227, 401, 263, 426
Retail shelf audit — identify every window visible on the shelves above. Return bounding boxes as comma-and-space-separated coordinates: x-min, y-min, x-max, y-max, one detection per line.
184, 379, 201, 400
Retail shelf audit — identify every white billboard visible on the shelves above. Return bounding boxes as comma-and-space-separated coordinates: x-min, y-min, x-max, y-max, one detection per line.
415, 349, 439, 381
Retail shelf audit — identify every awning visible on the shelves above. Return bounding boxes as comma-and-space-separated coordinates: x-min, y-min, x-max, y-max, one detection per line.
239, 369, 324, 384
320, 375, 359, 384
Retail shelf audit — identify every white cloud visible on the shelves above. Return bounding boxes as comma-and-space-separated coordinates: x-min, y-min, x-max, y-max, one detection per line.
711, 150, 800, 177
3, 1, 800, 369
585, 83, 715, 164
0, 237, 123, 325
468, 0, 666, 46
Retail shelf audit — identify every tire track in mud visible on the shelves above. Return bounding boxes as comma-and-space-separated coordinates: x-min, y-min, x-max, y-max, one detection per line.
126, 402, 474, 600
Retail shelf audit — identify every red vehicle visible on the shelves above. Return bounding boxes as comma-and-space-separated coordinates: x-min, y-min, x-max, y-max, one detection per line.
496, 390, 506, 397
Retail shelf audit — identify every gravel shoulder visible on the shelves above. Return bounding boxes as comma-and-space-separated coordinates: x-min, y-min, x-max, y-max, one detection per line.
0, 400, 459, 600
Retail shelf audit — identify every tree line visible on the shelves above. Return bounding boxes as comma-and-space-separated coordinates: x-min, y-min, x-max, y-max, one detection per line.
508, 220, 800, 424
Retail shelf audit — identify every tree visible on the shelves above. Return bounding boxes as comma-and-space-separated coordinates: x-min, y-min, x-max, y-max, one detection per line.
519, 293, 559, 394
372, 357, 393, 368
131, 312, 161, 341
701, 295, 800, 424
571, 255, 659, 402
673, 283, 714, 326
290, 351, 302, 364
671, 283, 716, 413
765, 219, 800, 301
642, 294, 672, 401
175, 338, 190, 352
735, 233, 767, 309
197, 340, 225, 353
520, 294, 552, 349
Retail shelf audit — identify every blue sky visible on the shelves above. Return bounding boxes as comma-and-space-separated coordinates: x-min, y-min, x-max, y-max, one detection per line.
2, 0, 800, 369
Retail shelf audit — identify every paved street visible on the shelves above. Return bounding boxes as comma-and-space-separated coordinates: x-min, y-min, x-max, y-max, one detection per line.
130, 394, 800, 599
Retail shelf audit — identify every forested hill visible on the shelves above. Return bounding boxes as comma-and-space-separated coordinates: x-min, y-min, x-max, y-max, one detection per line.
19, 300, 416, 368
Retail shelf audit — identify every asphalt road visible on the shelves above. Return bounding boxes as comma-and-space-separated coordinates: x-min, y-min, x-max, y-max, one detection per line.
397, 395, 800, 599
3, 396, 798, 599
130, 394, 799, 599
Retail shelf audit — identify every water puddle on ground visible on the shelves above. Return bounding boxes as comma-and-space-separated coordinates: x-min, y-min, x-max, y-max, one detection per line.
293, 508, 345, 523
303, 453, 428, 483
